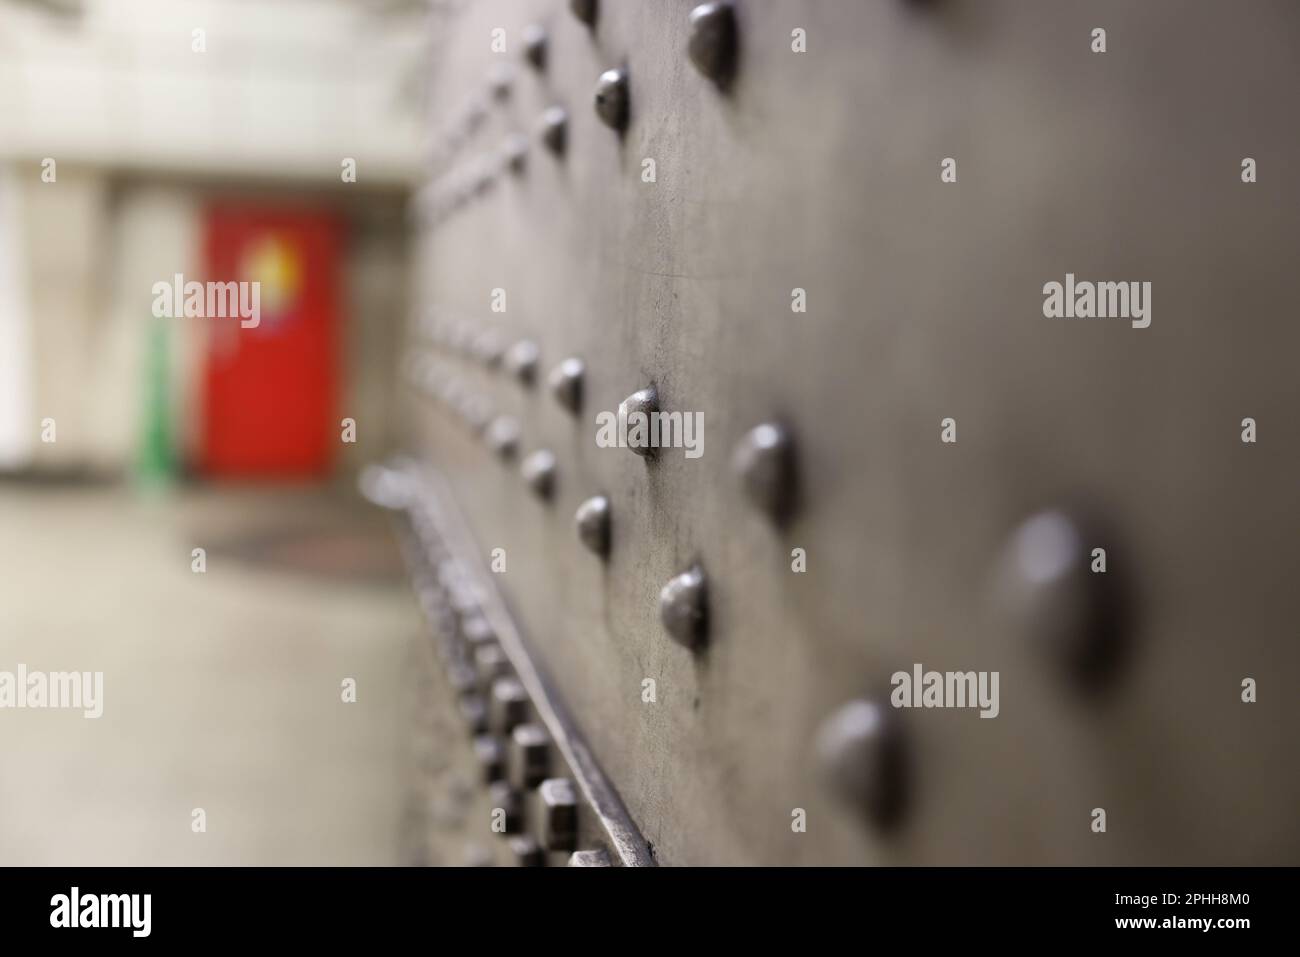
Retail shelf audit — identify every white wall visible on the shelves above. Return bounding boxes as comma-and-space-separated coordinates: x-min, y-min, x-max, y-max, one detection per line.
0, 0, 426, 184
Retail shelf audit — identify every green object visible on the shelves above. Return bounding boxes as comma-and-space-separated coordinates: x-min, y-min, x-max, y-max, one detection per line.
136, 319, 176, 486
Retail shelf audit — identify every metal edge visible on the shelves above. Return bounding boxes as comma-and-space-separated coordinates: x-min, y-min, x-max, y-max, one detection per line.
372, 458, 657, 867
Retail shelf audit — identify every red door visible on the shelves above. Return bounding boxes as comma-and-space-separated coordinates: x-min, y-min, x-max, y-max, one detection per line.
199, 206, 342, 477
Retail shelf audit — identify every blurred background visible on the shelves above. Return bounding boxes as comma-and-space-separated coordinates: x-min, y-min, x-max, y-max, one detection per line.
0, 0, 427, 864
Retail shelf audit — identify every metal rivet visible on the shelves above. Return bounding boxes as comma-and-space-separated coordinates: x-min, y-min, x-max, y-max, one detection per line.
473, 733, 506, 784
485, 415, 520, 460
539, 778, 578, 851
617, 385, 658, 457
460, 614, 496, 647
593, 67, 629, 131
568, 849, 612, 866
459, 692, 488, 735
570, 0, 597, 27
475, 643, 512, 689
453, 593, 482, 624
508, 834, 545, 866
510, 723, 551, 788
523, 24, 547, 71
460, 394, 492, 434
659, 563, 707, 649
442, 562, 468, 590
481, 333, 505, 369
687, 2, 738, 86
733, 422, 796, 521
521, 449, 557, 499
503, 133, 529, 174
540, 106, 567, 155
574, 495, 611, 557
489, 781, 522, 834
490, 677, 530, 733
504, 339, 539, 385
815, 698, 907, 830
447, 662, 478, 695
473, 330, 504, 366
488, 62, 515, 101
547, 356, 585, 413
1001, 509, 1131, 690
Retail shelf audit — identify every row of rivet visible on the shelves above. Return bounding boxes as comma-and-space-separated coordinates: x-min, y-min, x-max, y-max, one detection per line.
816, 507, 1132, 832
418, 309, 557, 396
422, 2, 739, 226
407, 345, 796, 653
415, 339, 1129, 689
409, 353, 1135, 836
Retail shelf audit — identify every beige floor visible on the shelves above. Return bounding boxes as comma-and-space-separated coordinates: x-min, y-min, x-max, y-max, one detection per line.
0, 481, 424, 865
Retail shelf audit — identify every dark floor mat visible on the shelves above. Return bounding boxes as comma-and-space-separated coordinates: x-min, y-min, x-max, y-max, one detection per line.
204, 524, 406, 585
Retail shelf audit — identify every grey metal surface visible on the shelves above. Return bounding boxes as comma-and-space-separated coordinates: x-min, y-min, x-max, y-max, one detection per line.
402, 0, 1300, 864
374, 461, 654, 866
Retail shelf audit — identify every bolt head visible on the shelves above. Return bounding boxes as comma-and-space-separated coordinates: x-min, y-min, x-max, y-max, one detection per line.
490, 676, 530, 733
503, 133, 529, 173
485, 415, 520, 461
659, 564, 708, 649
508, 834, 545, 866
732, 421, 796, 521
999, 509, 1131, 691
488, 62, 515, 101
459, 394, 492, 434
548, 356, 585, 413
504, 339, 539, 385
474, 643, 511, 690
473, 734, 506, 784
510, 723, 550, 788
593, 67, 629, 131
539, 778, 578, 851
687, 2, 738, 86
446, 662, 477, 696
815, 698, 907, 830
521, 449, 557, 499
570, 0, 598, 26
480, 332, 505, 368
618, 385, 659, 457
458, 692, 488, 735
523, 24, 547, 70
472, 330, 504, 366
540, 106, 568, 155
460, 614, 496, 647
574, 495, 611, 557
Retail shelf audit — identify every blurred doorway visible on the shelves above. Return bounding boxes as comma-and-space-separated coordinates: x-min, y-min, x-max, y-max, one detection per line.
200, 206, 343, 477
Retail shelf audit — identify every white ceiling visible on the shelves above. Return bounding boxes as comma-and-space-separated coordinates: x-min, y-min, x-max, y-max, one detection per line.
0, 0, 432, 184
